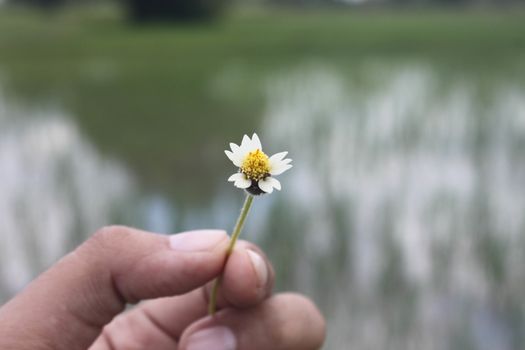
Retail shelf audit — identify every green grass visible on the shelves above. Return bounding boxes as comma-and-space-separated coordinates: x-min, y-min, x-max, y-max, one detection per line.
0, 6, 524, 200
2, 7, 525, 57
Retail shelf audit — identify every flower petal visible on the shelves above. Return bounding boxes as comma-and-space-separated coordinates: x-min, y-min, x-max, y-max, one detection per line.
225, 150, 235, 163
230, 142, 241, 154
258, 178, 274, 194
269, 157, 293, 176
225, 150, 243, 167
235, 177, 252, 189
258, 177, 281, 193
251, 133, 262, 150
269, 151, 288, 163
229, 142, 246, 166
228, 172, 251, 188
240, 134, 251, 151
268, 177, 281, 190
228, 173, 244, 182
237, 134, 256, 159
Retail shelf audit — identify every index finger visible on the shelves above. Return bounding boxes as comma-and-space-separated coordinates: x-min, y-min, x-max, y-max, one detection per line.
114, 240, 275, 342
210, 240, 275, 309
0, 227, 230, 350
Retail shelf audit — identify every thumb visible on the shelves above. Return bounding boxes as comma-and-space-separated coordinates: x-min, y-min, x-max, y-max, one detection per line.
0, 226, 229, 350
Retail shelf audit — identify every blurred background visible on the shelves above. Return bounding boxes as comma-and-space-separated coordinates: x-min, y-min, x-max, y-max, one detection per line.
1, 0, 525, 348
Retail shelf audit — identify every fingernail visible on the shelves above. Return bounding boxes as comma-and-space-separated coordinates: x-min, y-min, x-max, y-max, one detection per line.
186, 326, 237, 350
247, 250, 268, 288
169, 230, 226, 252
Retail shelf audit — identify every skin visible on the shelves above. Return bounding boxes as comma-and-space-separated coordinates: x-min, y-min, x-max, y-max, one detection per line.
0, 226, 326, 350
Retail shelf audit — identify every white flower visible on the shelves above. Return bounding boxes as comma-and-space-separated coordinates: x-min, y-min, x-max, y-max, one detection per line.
225, 133, 292, 195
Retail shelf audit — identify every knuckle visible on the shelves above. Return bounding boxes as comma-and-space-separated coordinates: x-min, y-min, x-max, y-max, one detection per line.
295, 295, 326, 349
104, 312, 157, 349
271, 294, 326, 350
90, 225, 132, 250
93, 225, 129, 240
102, 315, 143, 350
77, 226, 134, 270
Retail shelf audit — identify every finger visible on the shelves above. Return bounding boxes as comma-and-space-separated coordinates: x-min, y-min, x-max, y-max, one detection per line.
142, 240, 275, 338
89, 308, 177, 350
92, 241, 275, 344
178, 293, 326, 350
0, 226, 229, 350
207, 240, 275, 309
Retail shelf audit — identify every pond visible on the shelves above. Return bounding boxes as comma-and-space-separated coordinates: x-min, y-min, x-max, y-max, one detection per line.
1, 14, 525, 349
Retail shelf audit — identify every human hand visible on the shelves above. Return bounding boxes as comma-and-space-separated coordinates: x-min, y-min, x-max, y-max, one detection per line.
0, 226, 325, 349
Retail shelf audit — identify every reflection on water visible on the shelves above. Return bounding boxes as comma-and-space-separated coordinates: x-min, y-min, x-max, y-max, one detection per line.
261, 64, 525, 349
0, 91, 135, 299
1, 62, 525, 349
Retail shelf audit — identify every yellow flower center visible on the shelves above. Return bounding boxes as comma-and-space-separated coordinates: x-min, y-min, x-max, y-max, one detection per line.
241, 149, 270, 181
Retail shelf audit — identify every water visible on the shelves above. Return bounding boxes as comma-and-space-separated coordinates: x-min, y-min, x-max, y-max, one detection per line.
262, 63, 525, 349
1, 59, 525, 349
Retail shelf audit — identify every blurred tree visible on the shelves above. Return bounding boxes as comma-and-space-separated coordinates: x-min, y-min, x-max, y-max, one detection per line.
8, 0, 65, 9
435, 0, 468, 4
6, 0, 229, 20
386, 0, 469, 4
124, 0, 229, 21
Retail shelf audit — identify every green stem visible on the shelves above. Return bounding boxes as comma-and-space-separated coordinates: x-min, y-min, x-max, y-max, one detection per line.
226, 194, 254, 255
208, 194, 254, 315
